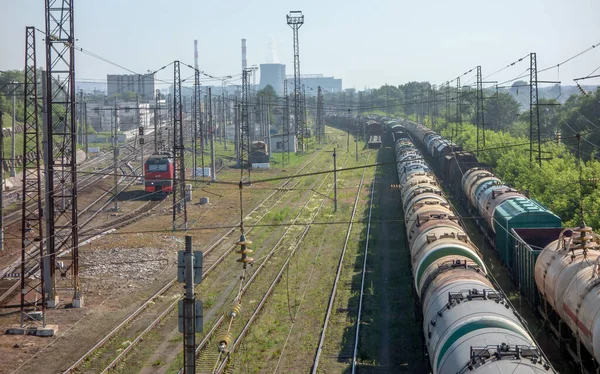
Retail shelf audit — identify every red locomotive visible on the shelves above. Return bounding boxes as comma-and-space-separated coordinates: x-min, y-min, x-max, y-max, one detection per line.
144, 152, 174, 193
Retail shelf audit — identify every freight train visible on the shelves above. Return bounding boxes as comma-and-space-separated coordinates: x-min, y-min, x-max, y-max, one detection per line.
400, 119, 600, 372
144, 152, 174, 194
394, 135, 554, 373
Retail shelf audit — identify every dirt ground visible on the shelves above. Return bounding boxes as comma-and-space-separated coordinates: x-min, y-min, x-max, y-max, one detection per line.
0, 170, 276, 374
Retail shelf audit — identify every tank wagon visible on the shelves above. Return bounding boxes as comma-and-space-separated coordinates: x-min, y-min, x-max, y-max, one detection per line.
535, 226, 600, 371
401, 119, 561, 275
394, 134, 553, 373
400, 118, 600, 371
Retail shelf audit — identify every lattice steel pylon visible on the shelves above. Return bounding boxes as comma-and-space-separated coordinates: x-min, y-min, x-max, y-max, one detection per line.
445, 82, 450, 127
316, 86, 323, 144
172, 61, 187, 231
454, 77, 462, 141
44, 0, 80, 306
287, 11, 304, 153
476, 66, 485, 153
21, 26, 47, 327
283, 79, 290, 164
431, 85, 437, 130
240, 68, 252, 183
530, 52, 541, 166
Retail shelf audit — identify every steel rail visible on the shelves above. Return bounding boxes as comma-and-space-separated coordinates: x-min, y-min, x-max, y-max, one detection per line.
351, 175, 376, 373
64, 141, 336, 373
311, 156, 369, 374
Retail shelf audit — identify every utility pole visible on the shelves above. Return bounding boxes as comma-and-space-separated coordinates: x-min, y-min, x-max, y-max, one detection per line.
113, 103, 119, 212
0, 109, 3, 251
222, 86, 227, 151
178, 235, 203, 374
11, 82, 16, 177
44, 0, 80, 307
476, 66, 485, 154
347, 109, 350, 152
79, 89, 84, 145
427, 89, 431, 126
455, 78, 462, 142
316, 86, 323, 145
183, 236, 196, 374
530, 53, 541, 167
139, 125, 144, 179
355, 129, 358, 162
266, 93, 271, 163
235, 99, 239, 167
155, 89, 161, 153
303, 85, 308, 150
283, 79, 290, 165
209, 88, 216, 182
167, 93, 172, 151
84, 102, 88, 155
431, 85, 437, 130
420, 90, 424, 124
445, 82, 450, 127
172, 61, 187, 232
241, 69, 251, 183
333, 148, 337, 212
287, 11, 305, 153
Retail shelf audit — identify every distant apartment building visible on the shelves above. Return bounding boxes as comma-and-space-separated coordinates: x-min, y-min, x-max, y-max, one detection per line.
107, 73, 155, 100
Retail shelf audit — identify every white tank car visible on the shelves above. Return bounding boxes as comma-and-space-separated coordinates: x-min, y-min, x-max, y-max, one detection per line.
394, 136, 554, 374
535, 226, 600, 363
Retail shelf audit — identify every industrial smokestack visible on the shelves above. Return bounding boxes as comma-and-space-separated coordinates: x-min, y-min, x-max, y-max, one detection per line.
194, 40, 199, 70
242, 38, 247, 70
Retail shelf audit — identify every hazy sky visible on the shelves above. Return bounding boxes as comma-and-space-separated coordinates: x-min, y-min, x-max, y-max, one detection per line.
1, 0, 599, 90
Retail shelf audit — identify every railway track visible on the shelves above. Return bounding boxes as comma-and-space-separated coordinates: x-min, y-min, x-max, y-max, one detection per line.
0, 140, 153, 306
195, 152, 354, 374
351, 174, 376, 374
311, 154, 370, 374
61, 141, 339, 373
1, 135, 143, 225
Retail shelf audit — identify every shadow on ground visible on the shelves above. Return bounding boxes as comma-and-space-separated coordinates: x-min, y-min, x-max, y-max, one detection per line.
336, 137, 429, 373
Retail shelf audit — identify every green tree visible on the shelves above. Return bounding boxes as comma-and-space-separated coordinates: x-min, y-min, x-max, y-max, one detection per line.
519, 98, 560, 138
483, 92, 521, 131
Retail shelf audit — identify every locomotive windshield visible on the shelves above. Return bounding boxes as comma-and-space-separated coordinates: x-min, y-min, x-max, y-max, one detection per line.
146, 158, 169, 172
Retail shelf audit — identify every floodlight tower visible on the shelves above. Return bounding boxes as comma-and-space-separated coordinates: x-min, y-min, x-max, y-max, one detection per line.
287, 10, 304, 153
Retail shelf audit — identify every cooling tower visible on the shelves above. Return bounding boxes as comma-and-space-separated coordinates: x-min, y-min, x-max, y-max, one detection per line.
259, 63, 286, 95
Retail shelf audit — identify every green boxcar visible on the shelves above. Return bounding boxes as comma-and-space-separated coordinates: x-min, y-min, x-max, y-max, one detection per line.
510, 228, 564, 308
493, 198, 561, 269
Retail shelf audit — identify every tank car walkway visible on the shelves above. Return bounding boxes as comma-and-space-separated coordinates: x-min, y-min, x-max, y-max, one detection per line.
354, 143, 426, 373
